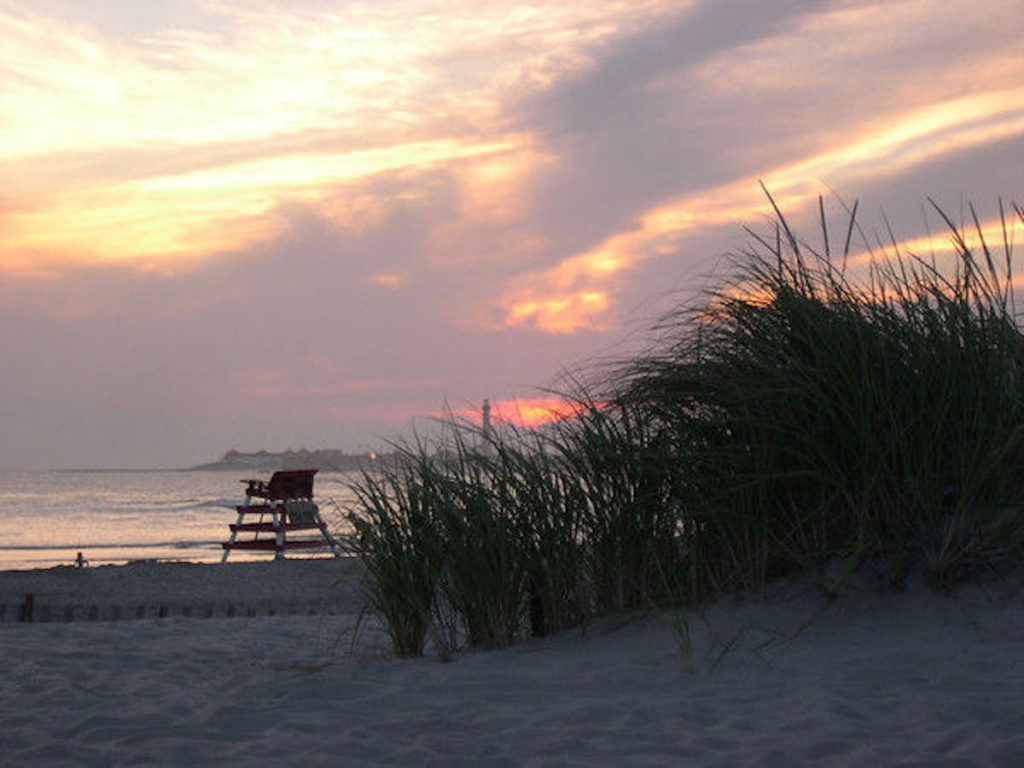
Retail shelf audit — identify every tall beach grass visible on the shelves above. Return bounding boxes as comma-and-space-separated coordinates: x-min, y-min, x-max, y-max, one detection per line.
347, 197, 1024, 656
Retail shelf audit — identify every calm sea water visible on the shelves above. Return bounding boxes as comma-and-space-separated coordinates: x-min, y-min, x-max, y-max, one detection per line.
0, 470, 358, 571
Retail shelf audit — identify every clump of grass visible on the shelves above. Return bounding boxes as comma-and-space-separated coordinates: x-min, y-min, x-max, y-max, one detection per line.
345, 403, 688, 654
348, 194, 1024, 657
347, 423, 573, 655
484, 426, 590, 637
614, 195, 1024, 591
430, 425, 524, 649
548, 397, 689, 612
346, 443, 446, 657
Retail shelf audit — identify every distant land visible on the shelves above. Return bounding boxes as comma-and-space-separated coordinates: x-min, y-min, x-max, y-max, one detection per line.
190, 448, 396, 472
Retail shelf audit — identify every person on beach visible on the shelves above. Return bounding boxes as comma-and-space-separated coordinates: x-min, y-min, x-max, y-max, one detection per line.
75, 552, 88, 568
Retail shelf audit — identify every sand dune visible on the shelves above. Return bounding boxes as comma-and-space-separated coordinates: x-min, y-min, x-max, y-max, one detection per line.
1, 561, 1023, 766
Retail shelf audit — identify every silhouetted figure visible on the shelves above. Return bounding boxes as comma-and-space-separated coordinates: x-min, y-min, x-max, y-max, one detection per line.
75, 552, 88, 568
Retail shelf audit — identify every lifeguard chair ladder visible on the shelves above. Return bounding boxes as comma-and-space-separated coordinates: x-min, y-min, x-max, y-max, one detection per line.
221, 469, 340, 562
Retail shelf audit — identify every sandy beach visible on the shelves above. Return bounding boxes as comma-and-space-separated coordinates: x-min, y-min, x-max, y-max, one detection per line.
0, 560, 1021, 766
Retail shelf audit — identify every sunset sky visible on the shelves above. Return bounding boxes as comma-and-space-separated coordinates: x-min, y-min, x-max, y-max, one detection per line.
2, 0, 1024, 469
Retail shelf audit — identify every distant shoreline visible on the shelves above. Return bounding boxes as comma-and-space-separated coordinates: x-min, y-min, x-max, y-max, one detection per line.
47, 464, 374, 474
41, 448, 396, 474
47, 467, 352, 473
49, 468, 198, 473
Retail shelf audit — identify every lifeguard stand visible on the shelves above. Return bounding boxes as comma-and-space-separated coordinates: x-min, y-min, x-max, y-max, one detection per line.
221, 469, 340, 562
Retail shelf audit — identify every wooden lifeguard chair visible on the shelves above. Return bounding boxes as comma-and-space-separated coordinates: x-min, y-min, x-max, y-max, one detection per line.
221, 469, 340, 562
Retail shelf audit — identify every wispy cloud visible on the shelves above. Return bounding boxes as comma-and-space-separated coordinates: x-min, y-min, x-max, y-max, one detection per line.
503, 87, 1024, 332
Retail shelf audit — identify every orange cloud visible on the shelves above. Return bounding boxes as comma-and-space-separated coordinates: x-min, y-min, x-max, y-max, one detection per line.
843, 207, 1024, 273
717, 206, 1024, 309
367, 272, 409, 289
504, 292, 611, 334
494, 397, 580, 429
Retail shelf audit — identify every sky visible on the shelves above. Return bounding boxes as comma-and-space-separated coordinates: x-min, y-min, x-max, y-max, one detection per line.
2, 0, 1024, 469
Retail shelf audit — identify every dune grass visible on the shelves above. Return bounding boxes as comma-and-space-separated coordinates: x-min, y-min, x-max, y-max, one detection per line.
347, 196, 1024, 657
346, 444, 446, 657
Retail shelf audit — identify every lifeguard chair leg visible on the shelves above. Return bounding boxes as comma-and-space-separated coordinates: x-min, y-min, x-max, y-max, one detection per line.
319, 522, 342, 556
310, 506, 342, 556
222, 496, 251, 563
273, 505, 285, 560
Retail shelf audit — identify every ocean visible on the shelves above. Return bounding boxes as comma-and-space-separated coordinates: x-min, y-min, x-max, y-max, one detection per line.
0, 470, 358, 571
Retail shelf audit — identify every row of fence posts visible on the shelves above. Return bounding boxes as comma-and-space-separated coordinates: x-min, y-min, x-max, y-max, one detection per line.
2, 593, 336, 624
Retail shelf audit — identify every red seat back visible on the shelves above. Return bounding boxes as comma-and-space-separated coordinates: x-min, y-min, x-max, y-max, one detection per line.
244, 469, 317, 500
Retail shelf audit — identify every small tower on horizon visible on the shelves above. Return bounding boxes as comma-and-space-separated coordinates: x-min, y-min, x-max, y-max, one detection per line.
481, 398, 493, 448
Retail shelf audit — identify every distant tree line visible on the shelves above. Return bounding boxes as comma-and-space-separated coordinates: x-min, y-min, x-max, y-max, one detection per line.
192, 448, 397, 472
